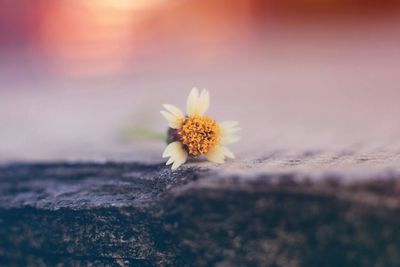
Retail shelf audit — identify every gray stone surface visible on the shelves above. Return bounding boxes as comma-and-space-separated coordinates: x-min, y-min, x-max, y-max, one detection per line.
1, 162, 400, 266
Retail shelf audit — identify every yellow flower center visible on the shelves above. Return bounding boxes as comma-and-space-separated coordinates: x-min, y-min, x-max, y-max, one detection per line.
178, 116, 220, 157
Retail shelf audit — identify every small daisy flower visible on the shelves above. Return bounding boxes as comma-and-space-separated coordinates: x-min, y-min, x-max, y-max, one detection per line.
161, 88, 240, 170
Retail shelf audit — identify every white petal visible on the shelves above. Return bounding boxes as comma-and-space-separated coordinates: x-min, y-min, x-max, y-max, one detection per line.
186, 88, 210, 116
186, 88, 199, 116
220, 133, 240, 145
205, 146, 225, 164
162, 141, 188, 170
162, 141, 182, 158
166, 157, 174, 165
221, 127, 240, 135
220, 121, 240, 134
160, 110, 176, 124
219, 121, 240, 145
171, 149, 188, 170
160, 110, 182, 129
198, 89, 210, 116
220, 146, 235, 159
162, 104, 184, 120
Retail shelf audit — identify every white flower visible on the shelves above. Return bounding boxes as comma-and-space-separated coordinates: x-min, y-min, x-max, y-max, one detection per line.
161, 88, 240, 170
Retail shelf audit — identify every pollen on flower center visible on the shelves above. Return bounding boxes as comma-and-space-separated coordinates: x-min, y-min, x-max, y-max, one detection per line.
177, 116, 220, 157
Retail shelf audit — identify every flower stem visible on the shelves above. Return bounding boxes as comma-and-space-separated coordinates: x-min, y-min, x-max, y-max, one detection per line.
123, 127, 166, 142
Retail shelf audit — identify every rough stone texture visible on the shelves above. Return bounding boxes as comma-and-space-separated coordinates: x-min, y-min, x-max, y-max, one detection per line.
1, 162, 400, 266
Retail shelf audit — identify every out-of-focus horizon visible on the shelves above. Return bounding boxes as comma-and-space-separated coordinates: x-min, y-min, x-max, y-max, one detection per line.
1, 0, 400, 174
1, 0, 400, 78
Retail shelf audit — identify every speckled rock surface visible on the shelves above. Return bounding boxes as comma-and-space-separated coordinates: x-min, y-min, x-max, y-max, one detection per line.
1, 162, 400, 266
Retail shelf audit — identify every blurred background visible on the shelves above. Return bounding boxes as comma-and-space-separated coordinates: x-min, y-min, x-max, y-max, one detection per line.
1, 0, 400, 170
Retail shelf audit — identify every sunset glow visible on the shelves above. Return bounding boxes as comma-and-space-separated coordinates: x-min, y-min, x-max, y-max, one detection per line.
89, 0, 167, 11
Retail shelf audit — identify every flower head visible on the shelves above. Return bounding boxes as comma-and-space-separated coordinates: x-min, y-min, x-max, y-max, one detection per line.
161, 88, 240, 170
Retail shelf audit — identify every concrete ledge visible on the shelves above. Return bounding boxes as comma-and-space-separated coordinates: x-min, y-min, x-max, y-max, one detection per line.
0, 163, 399, 266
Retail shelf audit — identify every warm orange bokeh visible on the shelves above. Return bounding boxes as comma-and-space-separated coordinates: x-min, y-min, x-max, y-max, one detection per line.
1, 0, 400, 76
